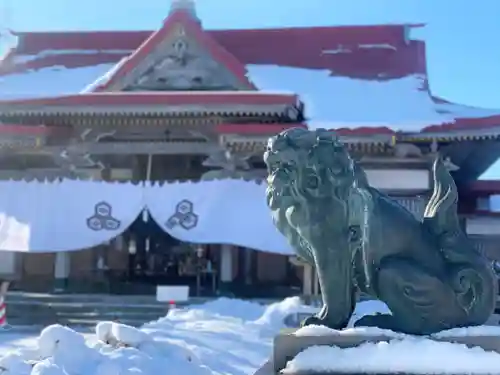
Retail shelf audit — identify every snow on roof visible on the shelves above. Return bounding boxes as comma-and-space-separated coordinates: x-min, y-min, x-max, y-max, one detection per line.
0, 63, 116, 100
248, 65, 441, 131
432, 100, 500, 119
13, 49, 133, 65
2, 61, 500, 133
247, 65, 500, 131
81, 58, 129, 93
248, 65, 500, 132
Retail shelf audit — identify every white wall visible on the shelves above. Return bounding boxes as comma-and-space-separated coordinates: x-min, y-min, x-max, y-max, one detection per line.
365, 169, 429, 190
489, 195, 500, 212
467, 217, 500, 236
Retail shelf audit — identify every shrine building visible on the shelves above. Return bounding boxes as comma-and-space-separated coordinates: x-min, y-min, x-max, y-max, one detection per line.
0, 0, 499, 296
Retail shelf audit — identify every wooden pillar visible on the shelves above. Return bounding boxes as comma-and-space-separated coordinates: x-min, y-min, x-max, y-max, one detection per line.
313, 270, 320, 301
303, 264, 313, 296
0, 252, 18, 282
0, 281, 10, 298
53, 252, 70, 292
236, 247, 245, 284
100, 166, 111, 181
87, 166, 112, 285
131, 155, 141, 183
220, 245, 233, 283
244, 248, 252, 285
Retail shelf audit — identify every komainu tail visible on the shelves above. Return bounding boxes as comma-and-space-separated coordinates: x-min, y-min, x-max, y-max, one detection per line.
423, 157, 461, 244
425, 158, 496, 322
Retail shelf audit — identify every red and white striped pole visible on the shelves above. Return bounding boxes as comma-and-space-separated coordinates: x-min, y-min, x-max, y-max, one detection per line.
0, 281, 10, 329
0, 296, 7, 328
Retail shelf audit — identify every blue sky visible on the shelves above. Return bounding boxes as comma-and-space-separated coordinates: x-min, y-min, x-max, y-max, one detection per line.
1, 0, 500, 178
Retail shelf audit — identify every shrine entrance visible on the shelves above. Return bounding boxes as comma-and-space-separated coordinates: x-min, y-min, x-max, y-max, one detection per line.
125, 214, 219, 296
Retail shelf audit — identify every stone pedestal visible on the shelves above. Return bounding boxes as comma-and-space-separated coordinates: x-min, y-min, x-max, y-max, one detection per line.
254, 329, 500, 375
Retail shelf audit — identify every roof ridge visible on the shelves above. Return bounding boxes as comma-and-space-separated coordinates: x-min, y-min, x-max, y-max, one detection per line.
10, 23, 426, 36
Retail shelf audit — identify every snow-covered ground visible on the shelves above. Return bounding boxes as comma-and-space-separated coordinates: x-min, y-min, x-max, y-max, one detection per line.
0, 297, 389, 375
0, 297, 321, 375
0, 297, 499, 375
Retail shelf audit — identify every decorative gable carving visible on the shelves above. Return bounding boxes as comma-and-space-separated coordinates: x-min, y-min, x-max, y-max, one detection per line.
121, 25, 248, 91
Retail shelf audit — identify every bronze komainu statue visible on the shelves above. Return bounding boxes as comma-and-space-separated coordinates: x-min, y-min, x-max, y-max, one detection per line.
264, 127, 497, 335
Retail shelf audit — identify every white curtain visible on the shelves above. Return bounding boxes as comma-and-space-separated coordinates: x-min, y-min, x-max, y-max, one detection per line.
0, 179, 143, 252
0, 179, 294, 255
145, 179, 293, 255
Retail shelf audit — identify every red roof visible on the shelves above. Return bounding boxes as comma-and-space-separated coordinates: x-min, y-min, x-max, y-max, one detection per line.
3, 24, 424, 80
0, 124, 48, 135
1, 6, 500, 137
468, 180, 500, 196
0, 92, 297, 107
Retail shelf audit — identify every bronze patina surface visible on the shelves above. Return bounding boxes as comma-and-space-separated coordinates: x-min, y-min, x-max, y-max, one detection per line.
264, 128, 497, 335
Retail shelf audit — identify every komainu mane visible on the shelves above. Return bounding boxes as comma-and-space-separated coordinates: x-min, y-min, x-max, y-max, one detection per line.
264, 127, 497, 335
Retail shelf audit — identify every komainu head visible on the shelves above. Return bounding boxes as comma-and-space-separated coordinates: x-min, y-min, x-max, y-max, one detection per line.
264, 127, 360, 211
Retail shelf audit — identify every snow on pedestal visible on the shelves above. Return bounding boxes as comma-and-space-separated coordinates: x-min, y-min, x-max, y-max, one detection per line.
283, 338, 500, 374
279, 325, 500, 375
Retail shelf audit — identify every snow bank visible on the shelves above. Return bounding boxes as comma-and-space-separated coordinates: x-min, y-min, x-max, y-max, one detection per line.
0, 297, 317, 375
0, 323, 209, 375
168, 297, 267, 322
254, 297, 317, 327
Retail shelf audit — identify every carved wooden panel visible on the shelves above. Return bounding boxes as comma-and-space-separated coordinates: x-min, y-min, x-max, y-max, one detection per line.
123, 26, 247, 91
